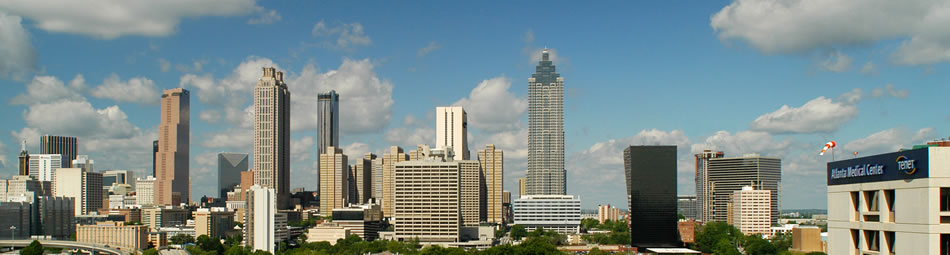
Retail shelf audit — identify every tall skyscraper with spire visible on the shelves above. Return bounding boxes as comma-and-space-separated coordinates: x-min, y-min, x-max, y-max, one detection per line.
18, 140, 29, 176
526, 49, 566, 195
317, 90, 339, 192
253, 67, 291, 209
155, 88, 190, 205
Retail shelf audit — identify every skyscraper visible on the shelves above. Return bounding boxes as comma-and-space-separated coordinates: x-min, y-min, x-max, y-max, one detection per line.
478, 144, 504, 224
317, 90, 339, 192
40, 135, 77, 168
135, 176, 156, 206
382, 146, 408, 217
54, 167, 103, 216
28, 154, 61, 182
707, 154, 781, 224
245, 185, 278, 254
371, 154, 383, 200
518, 177, 526, 198
319, 146, 348, 217
526, 49, 565, 196
394, 151, 462, 242
18, 141, 28, 176
695, 150, 724, 222
253, 67, 291, 209
218, 153, 249, 199
436, 106, 469, 161
155, 88, 190, 205
624, 145, 681, 248
351, 154, 373, 204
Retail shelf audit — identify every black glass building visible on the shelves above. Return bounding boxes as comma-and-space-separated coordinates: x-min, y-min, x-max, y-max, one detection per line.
624, 145, 681, 248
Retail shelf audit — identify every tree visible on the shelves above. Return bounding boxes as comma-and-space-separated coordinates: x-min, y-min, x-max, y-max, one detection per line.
770, 232, 792, 251
588, 247, 610, 255
743, 235, 777, 255
510, 225, 527, 240
678, 213, 686, 220
21, 240, 44, 255
143, 248, 159, 255
805, 252, 827, 255
196, 235, 225, 255
713, 238, 740, 255
692, 222, 743, 253
581, 218, 599, 232
170, 234, 196, 245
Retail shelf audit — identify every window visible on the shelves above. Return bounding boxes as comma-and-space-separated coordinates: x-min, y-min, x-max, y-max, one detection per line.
941, 188, 950, 212
864, 190, 880, 212
851, 192, 860, 221
884, 231, 895, 255
865, 230, 879, 252
884, 189, 895, 222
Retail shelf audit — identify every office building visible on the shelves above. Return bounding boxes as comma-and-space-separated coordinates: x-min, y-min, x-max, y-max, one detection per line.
218, 152, 249, 199
436, 106, 469, 160
826, 146, 950, 254
0, 201, 31, 239
40, 135, 77, 168
17, 141, 28, 176
0, 175, 49, 196
394, 149, 462, 242
54, 168, 102, 215
624, 145, 680, 248
72, 155, 94, 172
382, 146, 408, 217
460, 160, 480, 227
512, 195, 581, 234
519, 177, 526, 198
142, 206, 188, 230
155, 88, 190, 205
371, 155, 383, 200
677, 195, 698, 220
102, 170, 133, 188
308, 223, 350, 244
0, 191, 75, 239
502, 191, 512, 224
76, 221, 148, 251
730, 186, 771, 235
526, 49, 565, 196
332, 203, 383, 241
320, 146, 348, 217
351, 154, 372, 204
707, 153, 781, 224
694, 150, 724, 222
135, 176, 156, 206
253, 67, 291, 210
317, 90, 340, 193
598, 204, 621, 224
478, 144, 503, 224
194, 207, 235, 239
245, 185, 280, 254
29, 154, 61, 182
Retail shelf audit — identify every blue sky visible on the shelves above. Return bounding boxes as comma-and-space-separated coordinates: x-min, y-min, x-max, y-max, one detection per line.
0, 1, 947, 209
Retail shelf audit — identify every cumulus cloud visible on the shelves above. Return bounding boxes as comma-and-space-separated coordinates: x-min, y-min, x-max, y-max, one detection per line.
289, 59, 394, 134
290, 136, 314, 162
158, 59, 171, 72
201, 128, 252, 150
247, 8, 281, 25
91, 74, 161, 105
311, 20, 371, 50
710, 0, 950, 65
199, 110, 222, 124
385, 114, 434, 148
819, 51, 852, 72
23, 101, 139, 139
690, 130, 792, 157
569, 129, 690, 183
179, 56, 278, 109
860, 61, 877, 75
842, 127, 935, 155
417, 41, 442, 57
453, 76, 527, 133
871, 84, 909, 99
10, 75, 86, 105
0, 12, 36, 80
750, 90, 861, 134
0, 0, 259, 39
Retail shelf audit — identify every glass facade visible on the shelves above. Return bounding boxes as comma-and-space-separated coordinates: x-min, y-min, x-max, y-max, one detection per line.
624, 145, 681, 248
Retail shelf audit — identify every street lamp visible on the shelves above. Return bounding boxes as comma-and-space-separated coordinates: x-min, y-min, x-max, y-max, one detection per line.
9, 225, 14, 251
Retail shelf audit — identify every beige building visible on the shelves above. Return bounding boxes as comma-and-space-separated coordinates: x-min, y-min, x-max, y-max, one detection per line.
597, 204, 620, 224
460, 160, 480, 227
731, 186, 771, 235
350, 154, 373, 204
518, 178, 526, 198
155, 88, 190, 205
135, 176, 156, 206
382, 146, 408, 217
253, 67, 291, 209
371, 155, 383, 201
331, 203, 383, 241
394, 149, 461, 242
436, 106, 469, 161
792, 226, 824, 253
54, 167, 102, 215
194, 208, 235, 239
77, 221, 148, 251
142, 206, 188, 231
308, 223, 350, 245
478, 145, 503, 224
320, 146, 348, 217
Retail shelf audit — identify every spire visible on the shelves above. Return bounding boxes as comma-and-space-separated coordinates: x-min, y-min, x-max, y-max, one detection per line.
20, 140, 26, 151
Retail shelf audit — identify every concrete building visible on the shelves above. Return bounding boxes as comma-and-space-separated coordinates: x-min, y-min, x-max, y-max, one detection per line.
317, 90, 339, 194
253, 67, 291, 210
502, 191, 512, 224
194, 207, 235, 239
460, 160, 480, 227
519, 177, 526, 198
40, 135, 76, 168
791, 226, 823, 253
72, 155, 94, 172
526, 49, 565, 196
135, 176, 156, 206
694, 150, 724, 222
76, 221, 148, 251
394, 150, 462, 242
350, 154, 373, 204
218, 153, 248, 199
677, 195, 698, 220
332, 203, 383, 241
54, 168, 102, 215
142, 206, 188, 231
436, 106, 469, 160
707, 153, 781, 224
320, 146, 348, 217
155, 88, 190, 205
478, 144, 503, 224
18, 141, 29, 176
0, 201, 32, 239
625, 145, 681, 248
28, 154, 61, 182
597, 204, 620, 224
103, 170, 134, 188
382, 146, 408, 217
308, 223, 349, 245
512, 195, 581, 234
826, 146, 950, 254
0, 175, 49, 196
730, 186, 771, 235
245, 185, 284, 253
371, 155, 383, 201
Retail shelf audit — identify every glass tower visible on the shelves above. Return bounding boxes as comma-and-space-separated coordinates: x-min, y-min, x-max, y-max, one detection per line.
625, 145, 681, 248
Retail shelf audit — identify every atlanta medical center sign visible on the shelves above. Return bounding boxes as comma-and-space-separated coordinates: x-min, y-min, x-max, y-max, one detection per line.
827, 147, 930, 186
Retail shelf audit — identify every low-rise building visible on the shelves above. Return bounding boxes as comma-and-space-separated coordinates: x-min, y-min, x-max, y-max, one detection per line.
332, 203, 382, 241
77, 221, 149, 251
142, 206, 188, 231
307, 223, 350, 245
194, 207, 235, 239
512, 195, 581, 234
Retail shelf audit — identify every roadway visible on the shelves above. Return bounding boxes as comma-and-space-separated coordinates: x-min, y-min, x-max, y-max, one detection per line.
0, 239, 128, 255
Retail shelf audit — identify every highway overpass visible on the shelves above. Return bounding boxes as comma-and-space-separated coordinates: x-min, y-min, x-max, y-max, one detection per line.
0, 239, 128, 255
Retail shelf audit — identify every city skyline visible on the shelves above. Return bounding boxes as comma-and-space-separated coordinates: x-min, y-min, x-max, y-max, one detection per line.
1, 1, 948, 210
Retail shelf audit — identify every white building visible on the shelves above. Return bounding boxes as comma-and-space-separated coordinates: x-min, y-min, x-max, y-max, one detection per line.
436, 106, 469, 160
731, 186, 771, 235
28, 154, 61, 182
245, 185, 280, 254
513, 195, 581, 234
72, 155, 94, 172
53, 168, 102, 216
136, 176, 156, 206
827, 146, 950, 255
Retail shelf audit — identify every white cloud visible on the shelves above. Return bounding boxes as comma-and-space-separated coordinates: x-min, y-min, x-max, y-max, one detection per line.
290, 136, 314, 162
860, 61, 877, 75
871, 84, 909, 99
710, 0, 950, 65
311, 20, 371, 50
385, 114, 434, 148
158, 59, 171, 72
0, 140, 7, 170
10, 127, 40, 149
10, 75, 85, 105
90, 74, 161, 105
417, 41, 442, 57
453, 76, 527, 133
750, 90, 861, 134
199, 110, 222, 123
0, 0, 259, 39
0, 12, 35, 80
247, 8, 281, 25
179, 56, 278, 108
342, 142, 371, 164
820, 51, 852, 72
23, 101, 139, 139
289, 59, 394, 134
690, 130, 792, 157
843, 127, 935, 155
201, 128, 252, 150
